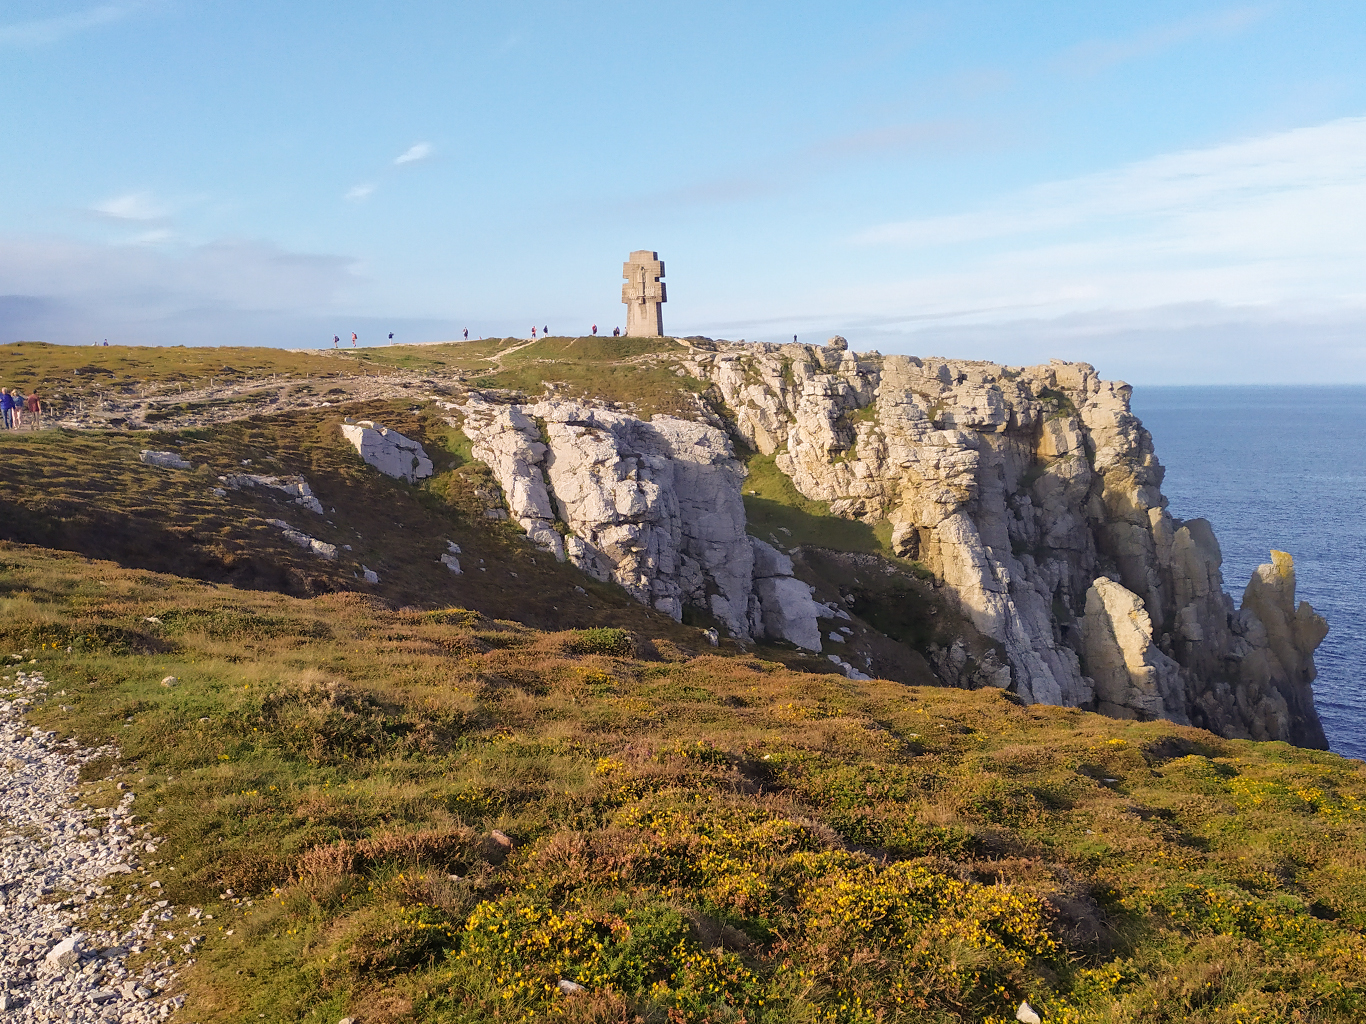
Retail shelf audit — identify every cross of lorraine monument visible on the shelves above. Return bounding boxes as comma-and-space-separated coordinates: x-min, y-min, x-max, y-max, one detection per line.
622, 250, 666, 337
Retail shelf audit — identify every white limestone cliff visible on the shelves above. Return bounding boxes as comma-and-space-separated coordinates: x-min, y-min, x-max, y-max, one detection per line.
457, 397, 818, 645
681, 340, 1328, 746
439, 341, 1326, 747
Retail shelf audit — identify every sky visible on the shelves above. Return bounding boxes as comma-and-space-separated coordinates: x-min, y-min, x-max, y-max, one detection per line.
2, 0, 1365, 383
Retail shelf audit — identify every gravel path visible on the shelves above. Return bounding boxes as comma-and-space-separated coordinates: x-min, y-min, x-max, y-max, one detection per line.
1, 670, 186, 1022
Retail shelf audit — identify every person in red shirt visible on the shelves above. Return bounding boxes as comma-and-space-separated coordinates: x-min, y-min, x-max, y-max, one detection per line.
591, 324, 597, 336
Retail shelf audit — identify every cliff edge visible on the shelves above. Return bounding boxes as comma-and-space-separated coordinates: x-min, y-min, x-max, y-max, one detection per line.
458, 339, 1328, 747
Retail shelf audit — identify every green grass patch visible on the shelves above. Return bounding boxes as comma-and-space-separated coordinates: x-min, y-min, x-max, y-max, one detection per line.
4, 544, 1365, 1022
743, 453, 886, 554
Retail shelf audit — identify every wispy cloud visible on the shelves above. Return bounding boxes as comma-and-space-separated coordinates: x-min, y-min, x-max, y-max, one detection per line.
344, 183, 375, 202
1055, 5, 1273, 76
843, 115, 1366, 329
90, 190, 171, 222
393, 142, 433, 166
0, 2, 142, 47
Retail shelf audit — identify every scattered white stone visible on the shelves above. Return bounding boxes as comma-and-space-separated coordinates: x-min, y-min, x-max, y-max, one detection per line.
827, 632, 845, 643
160, 676, 178, 688
1017, 1000, 1042, 1024
361, 567, 379, 584
0, 670, 182, 1023
440, 553, 461, 574
557, 979, 586, 995
703, 628, 719, 647
827, 654, 872, 681
138, 450, 190, 470
264, 519, 337, 560
219, 473, 324, 514
340, 420, 433, 483
446, 541, 462, 554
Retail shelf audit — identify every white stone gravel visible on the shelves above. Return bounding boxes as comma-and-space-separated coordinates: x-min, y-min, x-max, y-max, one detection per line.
1, 670, 186, 1022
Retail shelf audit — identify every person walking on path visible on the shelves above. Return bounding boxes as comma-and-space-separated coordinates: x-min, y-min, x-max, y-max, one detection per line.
25, 391, 41, 430
531, 326, 537, 339
351, 332, 358, 347
1, 389, 13, 430
463, 328, 468, 340
591, 324, 597, 336
11, 391, 21, 428
543, 325, 549, 337
388, 332, 394, 341
333, 335, 339, 348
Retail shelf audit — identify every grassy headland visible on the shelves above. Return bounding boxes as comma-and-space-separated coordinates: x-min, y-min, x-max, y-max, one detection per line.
3, 543, 1364, 1023
1, 340, 1364, 1023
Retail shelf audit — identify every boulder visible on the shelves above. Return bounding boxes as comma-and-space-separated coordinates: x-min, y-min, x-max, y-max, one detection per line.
139, 450, 190, 470
1082, 576, 1188, 723
340, 420, 433, 483
219, 473, 324, 514
265, 519, 337, 560
750, 539, 822, 651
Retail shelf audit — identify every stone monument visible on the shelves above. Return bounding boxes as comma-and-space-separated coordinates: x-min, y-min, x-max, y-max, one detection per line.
621, 250, 666, 337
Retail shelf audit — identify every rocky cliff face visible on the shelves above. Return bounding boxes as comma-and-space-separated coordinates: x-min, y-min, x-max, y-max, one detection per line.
457, 397, 848, 661
454, 340, 1328, 747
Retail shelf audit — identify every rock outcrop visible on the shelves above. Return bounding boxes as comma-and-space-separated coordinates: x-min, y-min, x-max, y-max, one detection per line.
457, 398, 811, 643
139, 450, 190, 470
220, 473, 324, 514
749, 538, 822, 651
265, 519, 337, 560
679, 340, 1328, 746
341, 420, 433, 483
442, 340, 1325, 746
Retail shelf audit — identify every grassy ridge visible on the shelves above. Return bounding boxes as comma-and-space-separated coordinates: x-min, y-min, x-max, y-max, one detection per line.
4, 545, 1365, 1023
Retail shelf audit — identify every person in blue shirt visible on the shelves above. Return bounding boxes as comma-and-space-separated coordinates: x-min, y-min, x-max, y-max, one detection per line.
0, 388, 14, 430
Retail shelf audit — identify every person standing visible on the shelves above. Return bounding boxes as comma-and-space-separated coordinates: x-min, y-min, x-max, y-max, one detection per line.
591, 324, 597, 336
0, 388, 13, 430
25, 390, 41, 430
351, 332, 358, 347
463, 328, 468, 340
333, 335, 339, 348
531, 326, 537, 339
388, 332, 394, 342
612, 327, 620, 337
543, 325, 549, 337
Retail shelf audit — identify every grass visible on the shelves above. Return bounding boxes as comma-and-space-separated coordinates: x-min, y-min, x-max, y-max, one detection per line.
0, 402, 736, 638
742, 453, 887, 555
0, 341, 387, 407
4, 543, 1366, 1023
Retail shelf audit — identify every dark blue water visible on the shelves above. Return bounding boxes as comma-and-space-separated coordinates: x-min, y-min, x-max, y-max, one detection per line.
1131, 386, 1365, 761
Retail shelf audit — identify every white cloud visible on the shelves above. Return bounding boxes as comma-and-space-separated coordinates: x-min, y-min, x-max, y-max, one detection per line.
345, 183, 375, 202
0, 2, 141, 47
847, 115, 1366, 322
90, 190, 171, 222
393, 142, 432, 166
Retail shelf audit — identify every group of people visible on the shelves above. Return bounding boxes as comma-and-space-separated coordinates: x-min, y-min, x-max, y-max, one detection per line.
0, 387, 41, 430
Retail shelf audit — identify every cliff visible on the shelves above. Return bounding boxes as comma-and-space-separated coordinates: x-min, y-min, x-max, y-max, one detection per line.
455, 338, 1327, 747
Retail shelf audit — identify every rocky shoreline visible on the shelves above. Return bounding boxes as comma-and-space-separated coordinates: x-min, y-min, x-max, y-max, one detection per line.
1, 669, 185, 1022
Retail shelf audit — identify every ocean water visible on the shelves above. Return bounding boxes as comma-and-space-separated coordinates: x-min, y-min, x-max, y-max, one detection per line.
1131, 386, 1366, 761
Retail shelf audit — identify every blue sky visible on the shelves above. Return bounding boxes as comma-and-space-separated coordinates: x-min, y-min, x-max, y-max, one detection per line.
2, 1, 1365, 382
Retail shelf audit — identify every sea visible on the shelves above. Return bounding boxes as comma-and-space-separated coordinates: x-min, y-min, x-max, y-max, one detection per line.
1130, 386, 1365, 761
